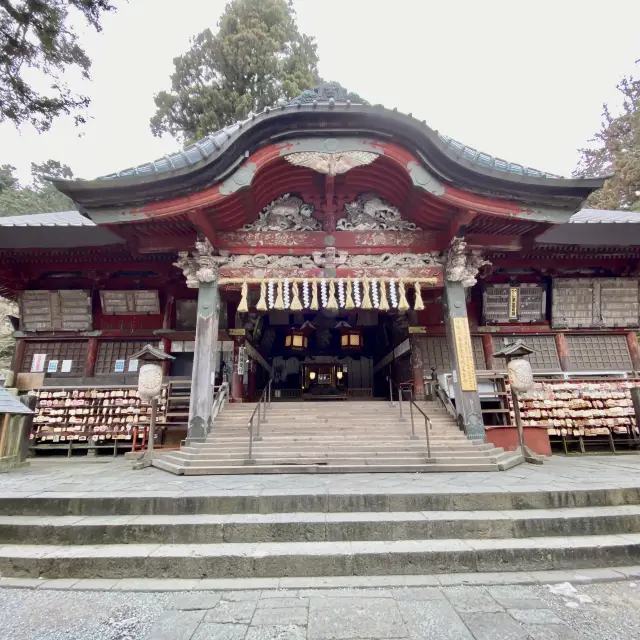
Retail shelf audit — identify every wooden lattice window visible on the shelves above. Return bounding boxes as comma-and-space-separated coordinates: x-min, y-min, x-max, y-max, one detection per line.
566, 335, 632, 371
95, 340, 149, 375
21, 340, 87, 375
492, 335, 560, 371
416, 336, 485, 372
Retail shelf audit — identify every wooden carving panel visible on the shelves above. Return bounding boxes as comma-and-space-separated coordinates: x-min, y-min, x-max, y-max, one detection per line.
100, 290, 160, 315
21, 290, 92, 332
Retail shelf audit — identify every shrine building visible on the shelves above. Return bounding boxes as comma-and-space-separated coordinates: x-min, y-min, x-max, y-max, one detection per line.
3, 84, 640, 474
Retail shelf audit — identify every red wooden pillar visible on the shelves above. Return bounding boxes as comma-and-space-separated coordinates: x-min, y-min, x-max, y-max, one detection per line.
85, 338, 99, 378
626, 331, 640, 371
554, 333, 570, 371
409, 335, 425, 400
161, 337, 172, 377
481, 334, 494, 371
231, 336, 245, 402
163, 294, 175, 330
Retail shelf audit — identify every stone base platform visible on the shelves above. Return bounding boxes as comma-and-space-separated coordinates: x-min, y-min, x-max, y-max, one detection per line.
0, 456, 639, 581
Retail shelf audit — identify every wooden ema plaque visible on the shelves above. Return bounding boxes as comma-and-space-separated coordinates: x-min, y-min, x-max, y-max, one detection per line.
452, 317, 477, 391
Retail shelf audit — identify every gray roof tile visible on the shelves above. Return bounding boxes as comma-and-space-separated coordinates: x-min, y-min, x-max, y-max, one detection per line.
0, 211, 93, 227
0, 388, 34, 415
569, 209, 640, 224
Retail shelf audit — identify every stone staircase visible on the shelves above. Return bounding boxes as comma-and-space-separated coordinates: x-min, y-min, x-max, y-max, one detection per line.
153, 400, 522, 475
0, 486, 639, 580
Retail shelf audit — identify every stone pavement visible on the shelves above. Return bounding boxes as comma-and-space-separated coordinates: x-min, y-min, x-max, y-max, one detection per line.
0, 580, 639, 639
1, 454, 640, 497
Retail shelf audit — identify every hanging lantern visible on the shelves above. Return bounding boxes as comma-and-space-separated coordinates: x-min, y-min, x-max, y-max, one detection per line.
284, 321, 315, 351
285, 329, 308, 351
336, 321, 363, 350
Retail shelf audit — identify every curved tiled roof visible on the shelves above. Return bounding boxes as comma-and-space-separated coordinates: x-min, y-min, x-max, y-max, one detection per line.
437, 135, 562, 180
98, 91, 563, 182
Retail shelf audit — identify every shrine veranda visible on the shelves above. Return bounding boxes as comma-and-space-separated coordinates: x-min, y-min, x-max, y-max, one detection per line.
2, 85, 640, 462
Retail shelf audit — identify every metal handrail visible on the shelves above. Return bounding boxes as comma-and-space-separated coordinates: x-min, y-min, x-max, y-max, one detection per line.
208, 382, 229, 436
386, 376, 406, 421
388, 377, 432, 458
407, 393, 432, 459
431, 376, 458, 423
246, 377, 272, 464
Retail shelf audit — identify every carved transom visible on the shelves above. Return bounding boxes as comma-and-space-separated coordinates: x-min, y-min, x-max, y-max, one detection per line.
220, 249, 437, 269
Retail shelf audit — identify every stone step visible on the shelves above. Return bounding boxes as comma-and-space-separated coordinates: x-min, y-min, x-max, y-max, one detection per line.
2, 534, 639, 579
152, 458, 522, 475
162, 453, 476, 465
202, 436, 475, 445
4, 485, 638, 517
210, 429, 459, 435
182, 443, 496, 454
162, 456, 511, 468
2, 505, 640, 545
173, 442, 504, 461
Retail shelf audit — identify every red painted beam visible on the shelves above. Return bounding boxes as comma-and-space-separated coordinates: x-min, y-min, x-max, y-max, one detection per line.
136, 234, 196, 253
188, 210, 217, 245
465, 234, 522, 251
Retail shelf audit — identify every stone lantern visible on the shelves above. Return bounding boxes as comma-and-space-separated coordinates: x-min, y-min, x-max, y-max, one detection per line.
493, 340, 542, 465
130, 344, 174, 470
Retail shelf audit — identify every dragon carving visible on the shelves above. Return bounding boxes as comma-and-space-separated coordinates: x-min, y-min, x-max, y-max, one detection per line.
336, 193, 421, 231
243, 194, 321, 232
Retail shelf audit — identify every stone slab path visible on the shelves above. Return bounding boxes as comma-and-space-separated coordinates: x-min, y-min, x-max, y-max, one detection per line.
1, 579, 639, 639
1, 455, 640, 498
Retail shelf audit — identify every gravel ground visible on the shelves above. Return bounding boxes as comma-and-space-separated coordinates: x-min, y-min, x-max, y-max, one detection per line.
0, 588, 174, 640
0, 580, 639, 640
533, 580, 640, 640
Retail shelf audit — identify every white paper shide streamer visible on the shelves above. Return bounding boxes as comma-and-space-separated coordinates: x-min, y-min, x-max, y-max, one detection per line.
268, 279, 275, 309
371, 279, 380, 309
337, 279, 346, 308
389, 278, 398, 308
302, 280, 310, 308
283, 278, 291, 309
320, 279, 328, 308
353, 279, 361, 307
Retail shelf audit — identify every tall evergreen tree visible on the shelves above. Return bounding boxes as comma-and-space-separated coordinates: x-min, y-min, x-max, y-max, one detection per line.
1, 0, 116, 131
150, 0, 319, 143
0, 161, 74, 216
575, 66, 640, 211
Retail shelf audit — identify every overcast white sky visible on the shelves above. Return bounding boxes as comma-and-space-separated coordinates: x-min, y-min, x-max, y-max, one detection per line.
1, 0, 639, 182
